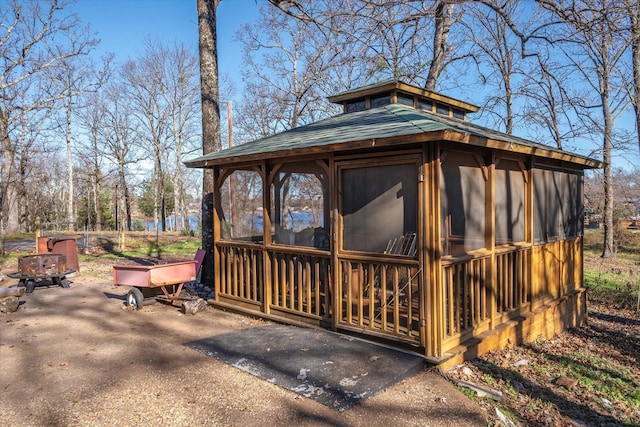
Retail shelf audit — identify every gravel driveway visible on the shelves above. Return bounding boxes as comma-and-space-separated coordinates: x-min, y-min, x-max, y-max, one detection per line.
0, 275, 490, 426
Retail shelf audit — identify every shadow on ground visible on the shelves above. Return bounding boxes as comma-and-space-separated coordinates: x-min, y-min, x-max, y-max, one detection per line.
187, 324, 426, 411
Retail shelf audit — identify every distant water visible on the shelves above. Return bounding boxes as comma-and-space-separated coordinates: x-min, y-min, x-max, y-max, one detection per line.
238, 212, 321, 233
147, 215, 199, 232
147, 212, 320, 233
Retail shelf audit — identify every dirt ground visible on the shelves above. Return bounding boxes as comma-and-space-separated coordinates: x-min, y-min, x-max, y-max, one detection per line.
0, 273, 491, 427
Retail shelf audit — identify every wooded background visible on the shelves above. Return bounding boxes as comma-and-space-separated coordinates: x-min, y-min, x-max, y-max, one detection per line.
0, 0, 638, 259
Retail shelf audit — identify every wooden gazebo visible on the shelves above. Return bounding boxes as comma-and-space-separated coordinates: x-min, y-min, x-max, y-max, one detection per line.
185, 80, 601, 367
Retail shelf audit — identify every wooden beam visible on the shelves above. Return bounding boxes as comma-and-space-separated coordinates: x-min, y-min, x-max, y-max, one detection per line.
212, 165, 222, 301
262, 160, 272, 314
486, 155, 497, 329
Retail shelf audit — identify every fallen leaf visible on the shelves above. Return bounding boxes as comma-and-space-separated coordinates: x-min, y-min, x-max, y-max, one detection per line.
554, 376, 578, 390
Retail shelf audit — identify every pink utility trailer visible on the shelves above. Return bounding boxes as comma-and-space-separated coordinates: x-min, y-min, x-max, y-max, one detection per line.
113, 260, 197, 310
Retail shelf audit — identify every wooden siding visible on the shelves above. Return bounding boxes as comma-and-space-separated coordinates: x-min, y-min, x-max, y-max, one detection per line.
207, 144, 589, 366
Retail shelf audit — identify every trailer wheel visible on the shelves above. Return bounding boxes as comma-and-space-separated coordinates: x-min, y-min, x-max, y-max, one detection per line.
126, 288, 144, 310
25, 280, 36, 294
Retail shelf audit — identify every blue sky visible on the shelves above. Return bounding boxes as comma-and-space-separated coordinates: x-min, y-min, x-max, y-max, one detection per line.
68, 0, 638, 169
70, 0, 261, 96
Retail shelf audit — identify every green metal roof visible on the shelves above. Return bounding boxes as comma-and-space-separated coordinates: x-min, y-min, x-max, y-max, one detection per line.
185, 103, 601, 168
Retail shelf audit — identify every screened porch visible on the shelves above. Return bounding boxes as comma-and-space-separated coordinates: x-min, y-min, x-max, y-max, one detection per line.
186, 80, 600, 364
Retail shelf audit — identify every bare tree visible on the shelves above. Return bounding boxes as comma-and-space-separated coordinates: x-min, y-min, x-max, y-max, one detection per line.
12, 95, 52, 231
0, 0, 100, 239
463, 1, 520, 134
75, 90, 112, 231
159, 43, 201, 233
237, 4, 342, 135
623, 0, 640, 153
121, 56, 164, 231
239, 0, 469, 141
425, 1, 460, 91
44, 55, 111, 232
267, 0, 471, 91
121, 41, 173, 233
198, 0, 221, 286
351, 1, 443, 84
462, 0, 632, 257
101, 82, 140, 232
538, 0, 631, 258
517, 53, 587, 150
462, 2, 588, 146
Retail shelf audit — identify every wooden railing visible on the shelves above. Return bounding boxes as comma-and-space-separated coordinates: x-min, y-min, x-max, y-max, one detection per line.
441, 246, 531, 344
337, 256, 421, 345
442, 254, 489, 339
216, 242, 331, 320
215, 240, 542, 355
269, 247, 331, 319
217, 242, 263, 305
495, 247, 530, 313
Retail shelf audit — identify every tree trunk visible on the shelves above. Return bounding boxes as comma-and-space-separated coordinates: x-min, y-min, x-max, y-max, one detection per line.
173, 168, 184, 233
153, 180, 159, 232
93, 173, 101, 231
17, 126, 29, 231
124, 185, 132, 231
198, 0, 221, 287
0, 108, 20, 236
91, 128, 102, 231
66, 97, 75, 232
161, 194, 167, 231
117, 163, 132, 232
601, 89, 614, 258
630, 0, 640, 153
425, 1, 454, 91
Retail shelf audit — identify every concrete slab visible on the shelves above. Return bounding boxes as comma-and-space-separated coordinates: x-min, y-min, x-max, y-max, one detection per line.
186, 324, 426, 411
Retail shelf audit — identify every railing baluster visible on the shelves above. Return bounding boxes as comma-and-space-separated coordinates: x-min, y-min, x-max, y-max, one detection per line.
441, 248, 533, 341
217, 243, 420, 344
367, 263, 375, 327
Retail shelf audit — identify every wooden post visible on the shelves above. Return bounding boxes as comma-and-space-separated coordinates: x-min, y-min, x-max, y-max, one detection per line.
262, 161, 272, 315
119, 218, 126, 251
487, 155, 496, 330
227, 101, 237, 237
213, 165, 222, 301
35, 216, 41, 249
527, 161, 536, 309
331, 155, 340, 331
418, 148, 429, 355
429, 143, 443, 358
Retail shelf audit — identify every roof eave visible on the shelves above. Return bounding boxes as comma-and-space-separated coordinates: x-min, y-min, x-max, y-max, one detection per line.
185, 129, 602, 170
184, 132, 448, 168
442, 130, 603, 169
